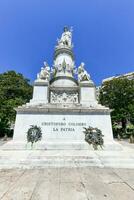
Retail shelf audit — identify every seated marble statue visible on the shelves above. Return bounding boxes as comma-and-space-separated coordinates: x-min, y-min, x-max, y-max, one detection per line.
57, 26, 72, 47
37, 62, 50, 81
78, 62, 91, 82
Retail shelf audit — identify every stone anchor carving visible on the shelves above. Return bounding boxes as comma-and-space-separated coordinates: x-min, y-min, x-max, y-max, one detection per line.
78, 62, 91, 82
37, 62, 50, 81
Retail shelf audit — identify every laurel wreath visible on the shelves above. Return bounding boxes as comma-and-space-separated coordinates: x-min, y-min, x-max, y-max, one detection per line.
27, 125, 42, 147
83, 126, 104, 150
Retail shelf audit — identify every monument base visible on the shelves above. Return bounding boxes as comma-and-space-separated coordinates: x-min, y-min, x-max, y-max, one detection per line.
2, 140, 134, 169
13, 105, 115, 143
2, 140, 122, 151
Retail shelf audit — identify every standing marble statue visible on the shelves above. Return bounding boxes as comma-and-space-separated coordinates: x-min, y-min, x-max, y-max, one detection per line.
37, 62, 50, 81
57, 26, 72, 47
78, 62, 91, 82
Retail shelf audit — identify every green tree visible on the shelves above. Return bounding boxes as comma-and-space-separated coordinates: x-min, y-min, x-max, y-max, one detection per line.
99, 78, 134, 133
0, 71, 33, 137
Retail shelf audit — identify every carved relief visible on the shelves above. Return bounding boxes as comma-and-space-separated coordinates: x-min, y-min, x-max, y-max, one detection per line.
52, 59, 76, 78
50, 91, 79, 104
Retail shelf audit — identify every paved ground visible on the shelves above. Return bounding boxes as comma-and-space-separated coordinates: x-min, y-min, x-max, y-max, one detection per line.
0, 139, 134, 199
0, 167, 134, 200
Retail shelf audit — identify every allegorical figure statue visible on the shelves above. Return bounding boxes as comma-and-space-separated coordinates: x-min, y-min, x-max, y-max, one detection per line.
37, 62, 50, 81
57, 26, 72, 47
78, 62, 91, 82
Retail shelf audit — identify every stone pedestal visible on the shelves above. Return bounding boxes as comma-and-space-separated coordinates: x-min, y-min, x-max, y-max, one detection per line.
7, 104, 122, 151
13, 109, 114, 142
79, 81, 97, 105
30, 81, 49, 104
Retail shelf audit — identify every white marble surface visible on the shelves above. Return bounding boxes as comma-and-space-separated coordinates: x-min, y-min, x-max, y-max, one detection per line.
80, 86, 97, 104
50, 78, 77, 87
30, 84, 48, 104
13, 113, 114, 143
54, 53, 73, 68
0, 141, 134, 169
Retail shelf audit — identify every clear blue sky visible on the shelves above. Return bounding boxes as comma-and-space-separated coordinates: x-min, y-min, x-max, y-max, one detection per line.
0, 0, 134, 85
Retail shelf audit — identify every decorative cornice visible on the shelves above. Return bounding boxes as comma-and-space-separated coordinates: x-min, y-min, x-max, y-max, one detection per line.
16, 105, 111, 115
79, 81, 95, 87
50, 76, 78, 86
54, 47, 74, 60
49, 86, 79, 91
34, 81, 49, 86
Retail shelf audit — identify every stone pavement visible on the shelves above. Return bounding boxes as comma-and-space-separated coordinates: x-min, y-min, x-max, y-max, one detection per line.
0, 167, 134, 200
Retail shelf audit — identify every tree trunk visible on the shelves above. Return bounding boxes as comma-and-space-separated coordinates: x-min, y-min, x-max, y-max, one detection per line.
121, 118, 127, 130
3, 133, 8, 141
129, 135, 134, 143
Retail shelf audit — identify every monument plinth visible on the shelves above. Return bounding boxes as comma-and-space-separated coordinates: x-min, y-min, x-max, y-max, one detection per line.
5, 27, 121, 150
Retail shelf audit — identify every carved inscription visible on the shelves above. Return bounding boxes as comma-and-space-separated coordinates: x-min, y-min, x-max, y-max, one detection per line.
41, 121, 86, 132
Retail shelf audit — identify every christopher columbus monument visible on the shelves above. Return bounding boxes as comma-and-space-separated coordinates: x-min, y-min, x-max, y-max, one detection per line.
6, 27, 121, 150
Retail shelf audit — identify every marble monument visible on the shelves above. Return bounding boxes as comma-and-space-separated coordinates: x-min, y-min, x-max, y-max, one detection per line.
8, 27, 121, 150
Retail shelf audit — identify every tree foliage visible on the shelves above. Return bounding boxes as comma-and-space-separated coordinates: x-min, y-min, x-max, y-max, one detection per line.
99, 78, 134, 132
0, 71, 33, 137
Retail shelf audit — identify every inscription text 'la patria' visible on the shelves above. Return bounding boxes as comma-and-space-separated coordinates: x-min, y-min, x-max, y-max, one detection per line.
41, 122, 87, 132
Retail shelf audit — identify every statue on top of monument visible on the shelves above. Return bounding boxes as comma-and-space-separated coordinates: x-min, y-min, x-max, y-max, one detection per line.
57, 26, 73, 48
37, 62, 50, 81
78, 62, 91, 82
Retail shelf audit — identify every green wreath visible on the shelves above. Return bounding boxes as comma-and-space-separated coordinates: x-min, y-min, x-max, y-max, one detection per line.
83, 126, 104, 150
27, 125, 42, 147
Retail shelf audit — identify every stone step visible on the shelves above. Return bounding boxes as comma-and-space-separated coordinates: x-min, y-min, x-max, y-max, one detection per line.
0, 154, 134, 169
0, 158, 102, 169
0, 140, 134, 169
1, 140, 122, 151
